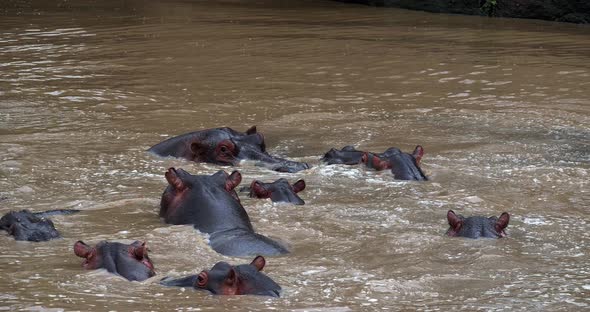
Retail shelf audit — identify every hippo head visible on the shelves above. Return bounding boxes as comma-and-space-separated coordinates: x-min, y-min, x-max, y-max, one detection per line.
321, 145, 364, 165
248, 178, 306, 205
161, 167, 242, 213
195, 256, 281, 297
74, 240, 155, 281
163, 167, 242, 202
159, 168, 255, 234
149, 126, 309, 173
0, 210, 60, 242
361, 145, 427, 181
188, 126, 266, 166
446, 210, 510, 239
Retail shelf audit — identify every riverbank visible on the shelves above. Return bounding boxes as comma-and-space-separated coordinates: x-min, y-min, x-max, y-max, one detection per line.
336, 0, 590, 23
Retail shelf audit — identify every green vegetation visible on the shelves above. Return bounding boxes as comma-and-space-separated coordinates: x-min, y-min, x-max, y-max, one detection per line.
481, 0, 498, 17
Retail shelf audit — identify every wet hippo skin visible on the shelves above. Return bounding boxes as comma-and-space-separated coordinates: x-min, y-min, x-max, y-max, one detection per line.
73, 240, 156, 281
243, 178, 306, 205
0, 209, 79, 242
446, 210, 510, 239
148, 126, 309, 173
362, 145, 428, 181
160, 167, 288, 256
321, 145, 365, 165
160, 255, 281, 297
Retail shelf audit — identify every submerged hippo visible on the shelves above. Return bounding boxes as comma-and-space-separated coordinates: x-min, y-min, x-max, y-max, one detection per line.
160, 167, 288, 256
0, 209, 79, 242
361, 145, 427, 181
160, 256, 281, 297
244, 178, 306, 205
73, 240, 156, 281
446, 210, 510, 239
148, 126, 309, 173
321, 145, 365, 165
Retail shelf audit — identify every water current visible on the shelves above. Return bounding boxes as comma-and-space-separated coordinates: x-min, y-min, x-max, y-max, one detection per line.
1, 0, 589, 310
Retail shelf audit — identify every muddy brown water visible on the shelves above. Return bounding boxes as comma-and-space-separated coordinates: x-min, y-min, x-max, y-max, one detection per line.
1, 0, 589, 311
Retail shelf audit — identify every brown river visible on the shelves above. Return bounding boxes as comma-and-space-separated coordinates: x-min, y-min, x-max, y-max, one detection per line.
1, 0, 589, 311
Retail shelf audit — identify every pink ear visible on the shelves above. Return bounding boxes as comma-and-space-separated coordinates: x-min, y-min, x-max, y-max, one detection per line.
165, 168, 185, 191
74, 241, 92, 258
131, 242, 148, 259
225, 268, 237, 286
292, 180, 306, 193
246, 125, 257, 135
225, 171, 242, 191
197, 271, 209, 288
250, 255, 266, 271
447, 210, 462, 231
249, 180, 270, 198
413, 145, 424, 165
496, 212, 510, 231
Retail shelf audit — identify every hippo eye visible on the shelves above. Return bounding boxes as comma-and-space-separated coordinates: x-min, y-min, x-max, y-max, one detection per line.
220, 146, 228, 153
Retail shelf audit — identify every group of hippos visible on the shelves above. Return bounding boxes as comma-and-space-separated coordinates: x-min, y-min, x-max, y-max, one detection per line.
0, 126, 510, 297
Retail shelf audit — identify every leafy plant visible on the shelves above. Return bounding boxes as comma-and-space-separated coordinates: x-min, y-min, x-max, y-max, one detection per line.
481, 0, 498, 17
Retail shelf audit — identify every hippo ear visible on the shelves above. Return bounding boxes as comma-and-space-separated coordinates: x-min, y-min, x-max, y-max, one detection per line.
196, 271, 209, 288
246, 125, 257, 135
342, 145, 356, 151
165, 168, 186, 191
131, 242, 148, 260
447, 210, 463, 231
74, 241, 92, 258
249, 180, 270, 198
495, 212, 510, 232
413, 145, 424, 165
293, 180, 306, 193
225, 171, 242, 192
250, 255, 266, 271
361, 152, 368, 164
224, 268, 237, 286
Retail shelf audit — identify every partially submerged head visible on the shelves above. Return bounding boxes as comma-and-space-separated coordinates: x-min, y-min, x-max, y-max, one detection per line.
248, 178, 306, 205
0, 210, 60, 242
446, 210, 510, 239
195, 255, 281, 297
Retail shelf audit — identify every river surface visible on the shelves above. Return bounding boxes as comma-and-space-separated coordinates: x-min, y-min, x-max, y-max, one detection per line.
1, 0, 589, 311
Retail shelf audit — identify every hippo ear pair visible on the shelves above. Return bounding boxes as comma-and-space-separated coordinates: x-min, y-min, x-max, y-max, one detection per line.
195, 256, 266, 290
447, 210, 510, 233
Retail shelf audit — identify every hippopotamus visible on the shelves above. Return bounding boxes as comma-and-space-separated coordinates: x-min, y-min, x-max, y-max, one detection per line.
73, 240, 155, 281
160, 167, 288, 256
321, 145, 365, 165
148, 126, 309, 173
160, 255, 281, 297
0, 209, 79, 242
446, 210, 510, 239
243, 178, 306, 205
361, 145, 428, 181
